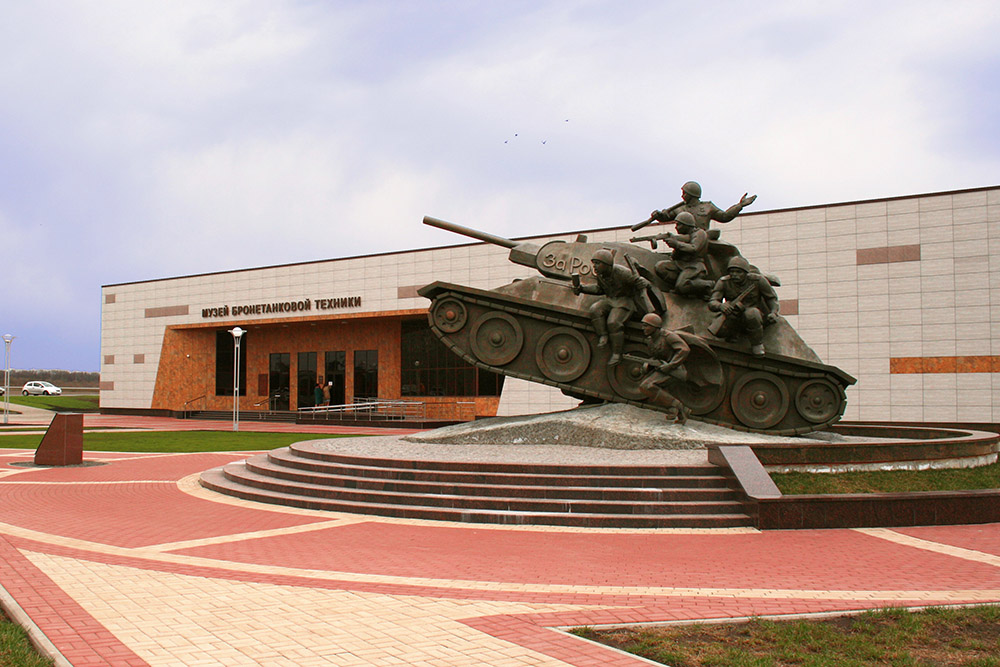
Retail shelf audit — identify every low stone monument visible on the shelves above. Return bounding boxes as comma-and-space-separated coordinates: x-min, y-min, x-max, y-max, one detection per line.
34, 413, 83, 466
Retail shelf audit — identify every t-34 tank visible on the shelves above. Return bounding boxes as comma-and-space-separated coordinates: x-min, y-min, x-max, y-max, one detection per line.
418, 216, 856, 435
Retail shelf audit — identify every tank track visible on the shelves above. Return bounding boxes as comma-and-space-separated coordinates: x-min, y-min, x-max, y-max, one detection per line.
420, 282, 855, 436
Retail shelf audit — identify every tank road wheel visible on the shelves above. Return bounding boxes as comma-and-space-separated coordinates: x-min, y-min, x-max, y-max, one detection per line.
795, 378, 843, 424
670, 347, 725, 415
730, 371, 789, 430
607, 344, 648, 401
470, 312, 523, 366
432, 298, 468, 333
536, 327, 591, 383
673, 379, 726, 415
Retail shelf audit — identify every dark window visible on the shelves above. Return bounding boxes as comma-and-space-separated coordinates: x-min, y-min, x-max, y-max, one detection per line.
400, 320, 504, 397
269, 353, 290, 410
353, 350, 378, 400
325, 351, 345, 406
297, 352, 318, 409
215, 330, 248, 397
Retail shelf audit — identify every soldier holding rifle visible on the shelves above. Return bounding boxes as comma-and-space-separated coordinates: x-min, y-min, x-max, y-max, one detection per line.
708, 256, 779, 356
650, 211, 714, 299
635, 313, 690, 424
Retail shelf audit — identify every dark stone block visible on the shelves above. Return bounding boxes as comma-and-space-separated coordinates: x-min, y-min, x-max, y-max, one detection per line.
34, 413, 83, 466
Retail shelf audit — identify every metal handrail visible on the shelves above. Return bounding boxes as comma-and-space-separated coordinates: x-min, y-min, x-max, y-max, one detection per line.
181, 394, 207, 418
299, 399, 425, 421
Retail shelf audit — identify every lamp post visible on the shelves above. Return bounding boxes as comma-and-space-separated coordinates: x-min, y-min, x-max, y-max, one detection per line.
2, 335, 12, 425
228, 327, 245, 432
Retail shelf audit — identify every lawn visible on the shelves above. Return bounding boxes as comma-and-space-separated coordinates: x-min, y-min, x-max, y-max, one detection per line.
0, 611, 51, 667
771, 460, 1000, 495
1, 394, 100, 412
0, 430, 354, 453
573, 605, 1000, 666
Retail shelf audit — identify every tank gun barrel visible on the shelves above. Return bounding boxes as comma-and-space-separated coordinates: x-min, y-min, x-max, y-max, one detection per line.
423, 216, 518, 249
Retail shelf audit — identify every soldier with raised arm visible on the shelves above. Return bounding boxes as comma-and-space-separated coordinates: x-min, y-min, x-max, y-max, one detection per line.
639, 180, 757, 232
708, 256, 779, 356
572, 248, 651, 367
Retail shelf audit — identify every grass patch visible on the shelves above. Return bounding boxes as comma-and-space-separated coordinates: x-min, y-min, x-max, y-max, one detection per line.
771, 460, 1000, 495
0, 610, 52, 666
572, 605, 1000, 666
0, 431, 354, 453
1, 395, 99, 412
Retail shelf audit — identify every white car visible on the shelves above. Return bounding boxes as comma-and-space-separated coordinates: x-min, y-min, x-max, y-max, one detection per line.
22, 381, 62, 396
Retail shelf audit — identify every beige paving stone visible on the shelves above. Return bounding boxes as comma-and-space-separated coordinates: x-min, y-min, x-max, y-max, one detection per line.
856, 528, 1000, 567
24, 551, 585, 666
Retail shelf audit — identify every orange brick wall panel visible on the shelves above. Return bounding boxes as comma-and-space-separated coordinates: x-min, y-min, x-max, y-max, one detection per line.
246, 317, 405, 408
154, 316, 411, 411
890, 355, 999, 374
956, 356, 992, 373
152, 328, 218, 411
416, 396, 500, 420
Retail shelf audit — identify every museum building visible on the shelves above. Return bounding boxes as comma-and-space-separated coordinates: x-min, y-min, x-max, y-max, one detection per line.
100, 184, 1000, 425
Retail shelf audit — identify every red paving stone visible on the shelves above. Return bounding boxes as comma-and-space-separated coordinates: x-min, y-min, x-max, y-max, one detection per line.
177, 521, 1000, 591
893, 524, 1000, 557
0, 536, 145, 666
0, 420, 997, 665
0, 478, 329, 549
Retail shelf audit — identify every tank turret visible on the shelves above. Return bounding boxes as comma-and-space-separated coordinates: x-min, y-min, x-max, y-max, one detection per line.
419, 216, 855, 435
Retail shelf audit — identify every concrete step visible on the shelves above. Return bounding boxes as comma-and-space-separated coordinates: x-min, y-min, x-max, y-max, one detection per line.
199, 445, 755, 528
246, 455, 740, 501
226, 461, 747, 514
200, 467, 753, 528
267, 448, 730, 489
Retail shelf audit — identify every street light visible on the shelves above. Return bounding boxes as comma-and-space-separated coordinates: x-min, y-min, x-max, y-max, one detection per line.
2, 335, 12, 425
228, 327, 245, 432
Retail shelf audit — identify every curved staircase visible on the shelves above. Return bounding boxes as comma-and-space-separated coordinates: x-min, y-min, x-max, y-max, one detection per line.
200, 441, 753, 528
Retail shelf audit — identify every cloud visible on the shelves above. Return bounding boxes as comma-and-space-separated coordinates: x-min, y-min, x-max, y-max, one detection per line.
1, 0, 999, 370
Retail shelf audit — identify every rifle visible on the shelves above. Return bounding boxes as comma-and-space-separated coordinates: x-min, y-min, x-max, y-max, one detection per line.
629, 232, 674, 249
622, 353, 661, 372
623, 353, 687, 380
707, 283, 755, 336
631, 201, 684, 232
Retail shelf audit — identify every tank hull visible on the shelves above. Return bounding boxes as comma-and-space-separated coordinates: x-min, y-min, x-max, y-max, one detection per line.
420, 280, 856, 436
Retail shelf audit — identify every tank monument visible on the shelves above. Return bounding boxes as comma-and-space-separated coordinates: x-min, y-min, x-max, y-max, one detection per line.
202, 182, 1000, 529
418, 180, 855, 435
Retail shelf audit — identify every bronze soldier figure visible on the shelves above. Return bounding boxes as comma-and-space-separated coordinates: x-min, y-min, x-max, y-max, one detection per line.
653, 211, 714, 299
572, 248, 651, 366
708, 256, 779, 356
637, 313, 690, 424
639, 180, 757, 232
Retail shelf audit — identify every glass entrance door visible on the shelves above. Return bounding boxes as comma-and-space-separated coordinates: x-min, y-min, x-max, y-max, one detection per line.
325, 351, 345, 405
297, 352, 318, 409
269, 353, 290, 410
353, 349, 378, 401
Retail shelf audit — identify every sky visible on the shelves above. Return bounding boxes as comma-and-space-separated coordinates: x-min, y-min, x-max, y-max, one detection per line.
1, 0, 999, 372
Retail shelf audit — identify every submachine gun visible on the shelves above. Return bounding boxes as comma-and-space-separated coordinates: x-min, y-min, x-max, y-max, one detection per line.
707, 283, 755, 336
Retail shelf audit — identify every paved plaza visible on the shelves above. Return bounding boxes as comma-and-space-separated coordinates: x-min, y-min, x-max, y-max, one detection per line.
0, 413, 999, 665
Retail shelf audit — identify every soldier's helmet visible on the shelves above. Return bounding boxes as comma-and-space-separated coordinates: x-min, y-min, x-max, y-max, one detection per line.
592, 249, 614, 266
727, 256, 750, 273
675, 211, 697, 229
641, 313, 663, 328
681, 181, 702, 199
